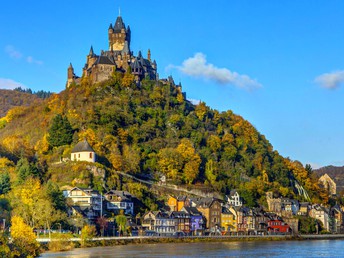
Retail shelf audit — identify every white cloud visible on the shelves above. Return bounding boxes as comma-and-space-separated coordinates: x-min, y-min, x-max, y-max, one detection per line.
26, 56, 43, 65
5, 45, 22, 59
173, 53, 262, 90
314, 70, 344, 89
0, 78, 26, 90
5, 45, 43, 65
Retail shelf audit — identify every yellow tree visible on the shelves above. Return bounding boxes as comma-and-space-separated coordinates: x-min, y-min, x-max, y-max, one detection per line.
176, 139, 201, 184
11, 215, 40, 257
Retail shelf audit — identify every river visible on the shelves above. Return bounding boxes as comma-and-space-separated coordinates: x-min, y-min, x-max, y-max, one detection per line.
40, 239, 344, 257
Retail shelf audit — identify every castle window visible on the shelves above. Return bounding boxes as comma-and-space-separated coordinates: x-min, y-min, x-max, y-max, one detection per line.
90, 153, 93, 159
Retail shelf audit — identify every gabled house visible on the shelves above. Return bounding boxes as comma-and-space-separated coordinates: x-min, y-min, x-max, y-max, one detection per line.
181, 206, 204, 235
281, 198, 299, 217
226, 190, 243, 207
309, 204, 330, 232
253, 208, 269, 235
196, 198, 222, 231
330, 205, 344, 233
141, 211, 177, 235
267, 217, 291, 234
298, 202, 310, 216
167, 195, 188, 211
171, 211, 191, 234
104, 190, 134, 215
221, 207, 237, 233
71, 139, 96, 162
64, 187, 102, 222
64, 187, 102, 210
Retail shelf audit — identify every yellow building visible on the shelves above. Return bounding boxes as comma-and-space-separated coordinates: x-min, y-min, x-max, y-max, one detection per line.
221, 208, 237, 233
167, 196, 187, 211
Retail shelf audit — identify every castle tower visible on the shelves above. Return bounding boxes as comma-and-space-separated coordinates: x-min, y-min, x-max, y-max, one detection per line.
66, 63, 75, 87
147, 49, 151, 61
108, 14, 131, 55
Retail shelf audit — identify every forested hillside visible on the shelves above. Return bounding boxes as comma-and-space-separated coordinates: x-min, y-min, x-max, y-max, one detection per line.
0, 73, 328, 207
0, 89, 42, 118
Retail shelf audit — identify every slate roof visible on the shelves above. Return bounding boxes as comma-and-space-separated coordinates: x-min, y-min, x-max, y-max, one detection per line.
71, 139, 95, 153
114, 16, 126, 32
95, 55, 115, 65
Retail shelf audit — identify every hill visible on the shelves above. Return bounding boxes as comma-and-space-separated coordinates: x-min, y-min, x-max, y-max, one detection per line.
0, 89, 42, 118
0, 74, 328, 207
314, 166, 344, 194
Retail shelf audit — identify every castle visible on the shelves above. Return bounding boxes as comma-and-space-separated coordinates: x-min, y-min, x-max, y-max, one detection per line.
66, 14, 158, 87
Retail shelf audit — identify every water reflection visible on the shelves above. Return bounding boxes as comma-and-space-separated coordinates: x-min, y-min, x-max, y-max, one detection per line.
40, 240, 344, 258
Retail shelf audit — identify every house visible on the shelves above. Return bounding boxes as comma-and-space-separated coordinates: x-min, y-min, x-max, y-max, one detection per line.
267, 218, 291, 234
71, 139, 96, 162
141, 211, 177, 235
196, 198, 222, 231
319, 173, 337, 196
171, 211, 191, 234
104, 190, 134, 215
309, 204, 330, 232
281, 198, 299, 217
64, 187, 102, 222
226, 190, 243, 207
298, 202, 310, 216
181, 206, 204, 235
253, 208, 269, 235
330, 205, 344, 233
167, 195, 188, 212
221, 207, 237, 233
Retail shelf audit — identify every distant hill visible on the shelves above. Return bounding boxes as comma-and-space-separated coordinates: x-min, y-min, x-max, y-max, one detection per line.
0, 89, 42, 117
314, 166, 344, 194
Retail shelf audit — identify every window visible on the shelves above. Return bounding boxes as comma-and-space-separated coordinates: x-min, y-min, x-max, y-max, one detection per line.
90, 152, 93, 159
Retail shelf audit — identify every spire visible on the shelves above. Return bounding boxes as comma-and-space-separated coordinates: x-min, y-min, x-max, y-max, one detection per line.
119, 7, 121, 17
69, 62, 73, 69
108, 23, 113, 30
138, 50, 142, 59
89, 46, 94, 56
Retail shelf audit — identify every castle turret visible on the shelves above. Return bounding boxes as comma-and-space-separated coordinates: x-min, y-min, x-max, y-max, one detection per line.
147, 49, 151, 61
66, 63, 75, 87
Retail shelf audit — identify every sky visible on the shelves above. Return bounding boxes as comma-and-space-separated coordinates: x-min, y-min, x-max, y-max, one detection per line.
1, 0, 344, 169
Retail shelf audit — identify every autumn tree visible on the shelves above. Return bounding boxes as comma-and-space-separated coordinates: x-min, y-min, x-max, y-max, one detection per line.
80, 225, 96, 247
10, 215, 41, 257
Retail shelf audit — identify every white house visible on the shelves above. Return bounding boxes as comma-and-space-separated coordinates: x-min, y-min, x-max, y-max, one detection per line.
71, 139, 96, 162
226, 190, 243, 207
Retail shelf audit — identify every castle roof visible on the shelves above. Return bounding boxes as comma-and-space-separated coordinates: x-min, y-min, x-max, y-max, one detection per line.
95, 55, 115, 65
71, 139, 95, 153
114, 16, 126, 32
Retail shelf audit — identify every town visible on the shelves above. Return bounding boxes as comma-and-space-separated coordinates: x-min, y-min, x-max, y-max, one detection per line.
63, 139, 341, 237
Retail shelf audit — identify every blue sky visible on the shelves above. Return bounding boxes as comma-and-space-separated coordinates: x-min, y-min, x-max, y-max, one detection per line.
1, 0, 344, 168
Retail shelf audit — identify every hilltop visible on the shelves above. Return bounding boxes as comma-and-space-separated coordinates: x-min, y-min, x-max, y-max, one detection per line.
0, 89, 42, 118
0, 73, 328, 207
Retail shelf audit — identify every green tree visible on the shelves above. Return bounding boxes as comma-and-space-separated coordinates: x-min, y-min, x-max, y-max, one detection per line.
47, 114, 73, 148
0, 172, 10, 194
115, 214, 127, 236
15, 158, 40, 183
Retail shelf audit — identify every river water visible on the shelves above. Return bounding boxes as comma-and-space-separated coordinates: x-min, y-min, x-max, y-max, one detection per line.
40, 240, 344, 257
